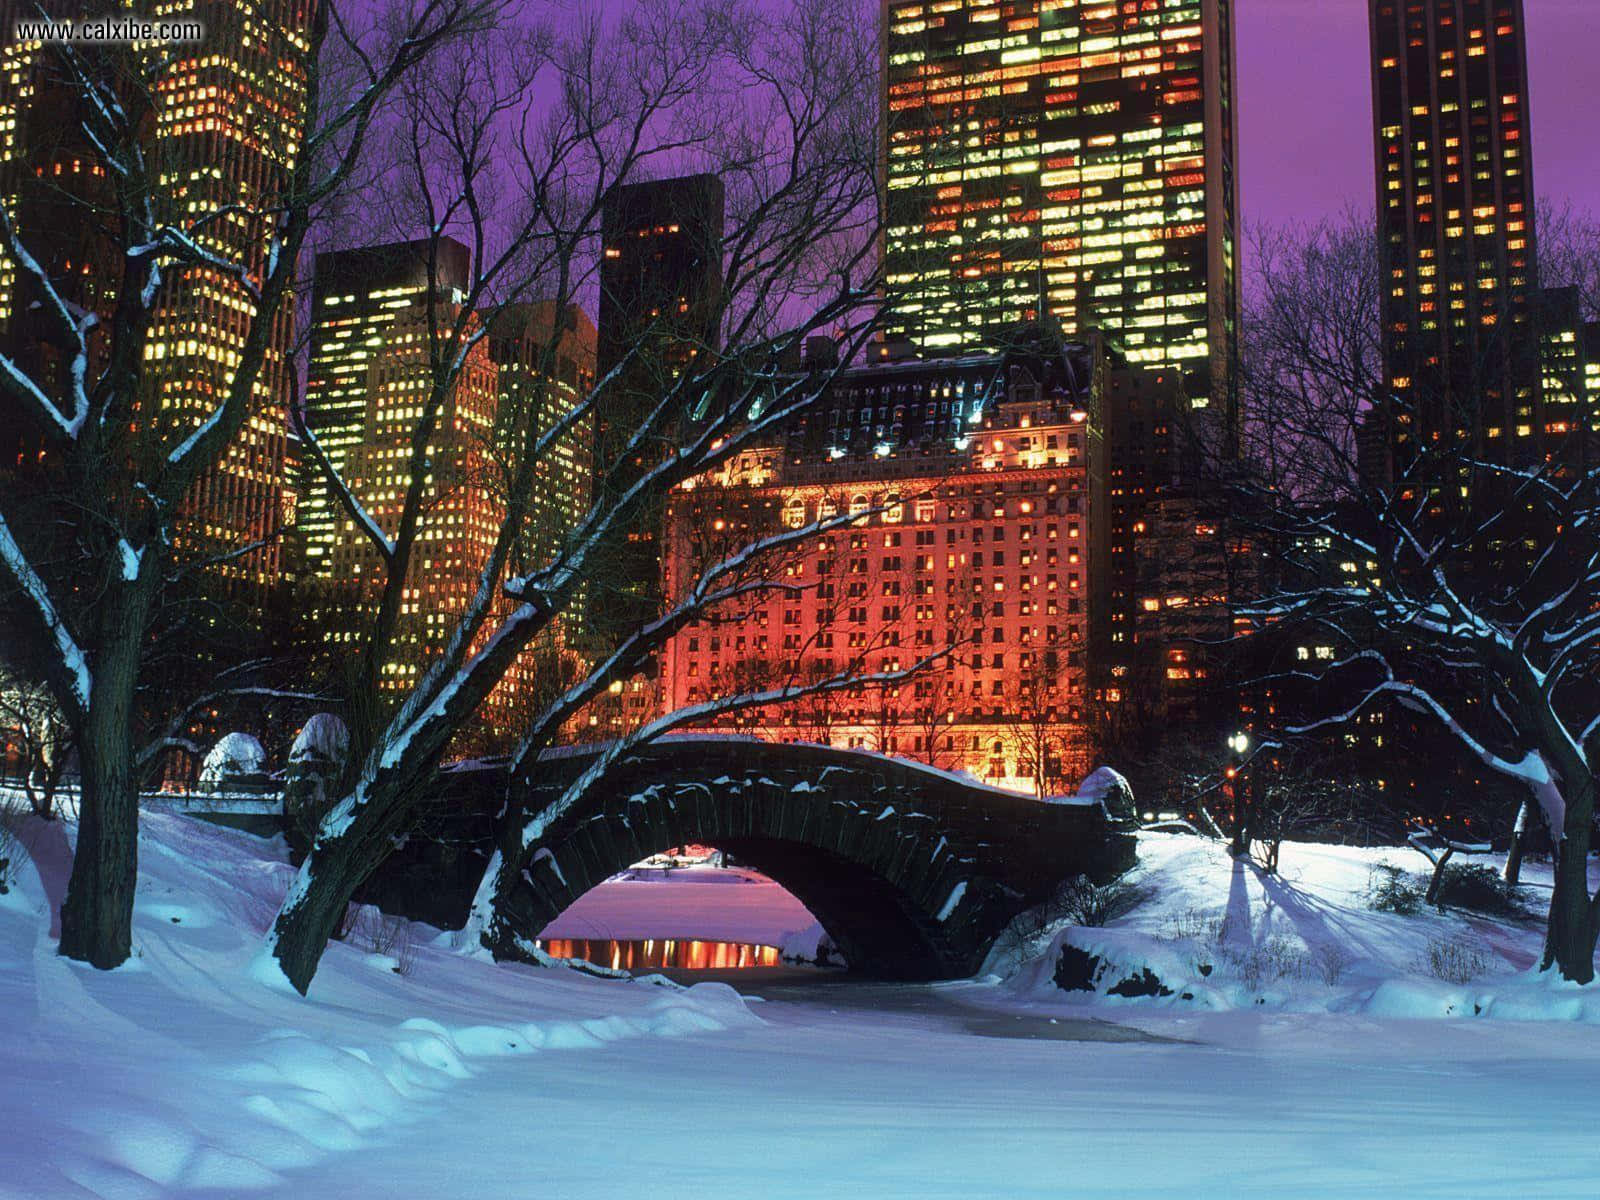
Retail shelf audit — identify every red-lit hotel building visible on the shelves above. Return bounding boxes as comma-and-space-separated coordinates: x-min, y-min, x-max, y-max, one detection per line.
660, 332, 1102, 795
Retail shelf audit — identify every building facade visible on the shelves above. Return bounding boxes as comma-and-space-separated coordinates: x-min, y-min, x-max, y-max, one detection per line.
660, 333, 1100, 795
882, 0, 1239, 428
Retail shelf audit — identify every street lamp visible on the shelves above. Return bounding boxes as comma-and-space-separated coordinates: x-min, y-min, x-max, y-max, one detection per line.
1226, 731, 1251, 856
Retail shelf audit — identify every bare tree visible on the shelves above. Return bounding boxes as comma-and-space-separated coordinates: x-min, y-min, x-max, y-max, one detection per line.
260, 0, 904, 992
0, 0, 492, 967
1002, 649, 1075, 799
0, 664, 73, 817
1233, 210, 1600, 983
1246, 745, 1379, 875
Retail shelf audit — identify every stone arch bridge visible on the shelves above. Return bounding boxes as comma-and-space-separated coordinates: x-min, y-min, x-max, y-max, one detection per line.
365, 739, 1137, 980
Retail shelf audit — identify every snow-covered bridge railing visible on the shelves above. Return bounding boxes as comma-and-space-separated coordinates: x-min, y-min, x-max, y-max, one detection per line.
366, 739, 1138, 980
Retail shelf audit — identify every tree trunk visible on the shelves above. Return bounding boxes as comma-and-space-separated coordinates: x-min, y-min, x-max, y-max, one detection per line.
1228, 780, 1250, 857
1503, 800, 1529, 887
1423, 848, 1453, 906
269, 833, 382, 994
267, 761, 437, 993
58, 626, 143, 968
1541, 829, 1598, 985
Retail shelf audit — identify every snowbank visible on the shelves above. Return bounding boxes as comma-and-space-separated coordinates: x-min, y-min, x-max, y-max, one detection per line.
0, 809, 760, 1197
993, 831, 1600, 1025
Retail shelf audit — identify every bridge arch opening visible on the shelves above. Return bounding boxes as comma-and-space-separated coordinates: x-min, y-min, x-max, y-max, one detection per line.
535, 844, 840, 972
530, 834, 960, 980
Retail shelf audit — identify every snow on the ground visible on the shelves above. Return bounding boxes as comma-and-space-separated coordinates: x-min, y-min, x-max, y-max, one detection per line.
538, 866, 816, 945
0, 810, 758, 1198
983, 831, 1600, 1027
6, 814, 1600, 1197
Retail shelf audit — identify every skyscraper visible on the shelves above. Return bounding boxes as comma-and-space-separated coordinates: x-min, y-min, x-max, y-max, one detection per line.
485, 300, 596, 576
1369, 0, 1543, 468
298, 238, 473, 579
322, 272, 522, 752
882, 0, 1239, 420
0, 0, 310, 592
591, 173, 725, 640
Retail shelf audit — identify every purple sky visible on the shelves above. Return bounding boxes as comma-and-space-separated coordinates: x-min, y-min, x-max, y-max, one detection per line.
1236, 0, 1597, 231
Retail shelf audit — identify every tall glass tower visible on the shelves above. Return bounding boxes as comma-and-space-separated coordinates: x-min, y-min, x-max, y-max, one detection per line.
882, 0, 1239, 420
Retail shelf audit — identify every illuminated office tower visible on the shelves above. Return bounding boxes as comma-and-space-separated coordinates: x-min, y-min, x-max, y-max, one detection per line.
299, 238, 472, 577
0, 0, 311, 591
485, 300, 596, 575
1369, 0, 1545, 468
325, 283, 523, 752
882, 0, 1239, 420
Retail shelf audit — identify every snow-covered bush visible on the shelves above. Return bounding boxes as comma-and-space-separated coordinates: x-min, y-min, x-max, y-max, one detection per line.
346, 907, 416, 976
0, 811, 17, 895
1365, 863, 1424, 915
1219, 936, 1313, 992
1313, 941, 1353, 985
1433, 863, 1523, 917
1055, 874, 1143, 927
284, 714, 350, 838
1418, 937, 1493, 985
198, 732, 268, 794
1163, 907, 1230, 944
985, 872, 1144, 974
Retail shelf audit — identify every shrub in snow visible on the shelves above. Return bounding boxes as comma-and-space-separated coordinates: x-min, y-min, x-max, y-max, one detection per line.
1219, 936, 1313, 992
1163, 907, 1230, 945
1418, 937, 1493, 985
345, 906, 417, 976
1432, 862, 1524, 917
1313, 941, 1353, 985
1056, 874, 1143, 927
1365, 863, 1424, 915
986, 872, 1144, 973
0, 814, 16, 895
198, 732, 268, 794
284, 714, 350, 838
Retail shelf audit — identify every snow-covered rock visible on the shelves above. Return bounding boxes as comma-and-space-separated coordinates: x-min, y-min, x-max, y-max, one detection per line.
1064, 765, 1136, 820
284, 714, 349, 835
198, 732, 268, 794
779, 921, 846, 968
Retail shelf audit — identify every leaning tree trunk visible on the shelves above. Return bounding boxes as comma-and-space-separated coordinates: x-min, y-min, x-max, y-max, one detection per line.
57, 602, 145, 969
266, 753, 447, 993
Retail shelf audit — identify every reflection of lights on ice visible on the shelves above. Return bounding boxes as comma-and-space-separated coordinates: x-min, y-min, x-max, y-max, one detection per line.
538, 937, 782, 970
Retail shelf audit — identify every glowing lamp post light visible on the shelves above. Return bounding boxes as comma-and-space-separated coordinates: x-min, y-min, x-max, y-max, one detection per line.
1226, 731, 1251, 856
